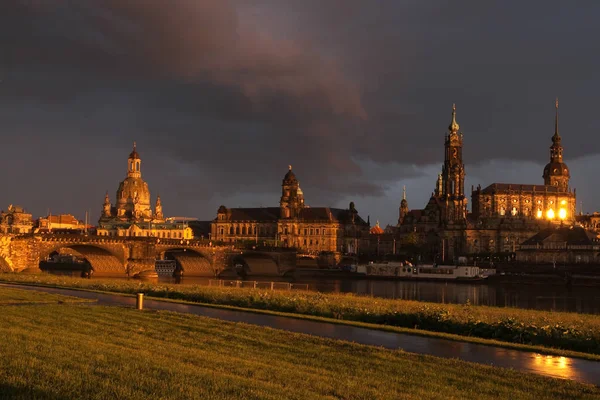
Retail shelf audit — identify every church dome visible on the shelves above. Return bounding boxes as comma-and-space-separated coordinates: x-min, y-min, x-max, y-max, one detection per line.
116, 177, 151, 206
283, 165, 298, 183
543, 161, 570, 178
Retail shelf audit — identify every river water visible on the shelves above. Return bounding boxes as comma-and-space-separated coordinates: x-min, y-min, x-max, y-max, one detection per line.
174, 276, 600, 315
55, 269, 600, 314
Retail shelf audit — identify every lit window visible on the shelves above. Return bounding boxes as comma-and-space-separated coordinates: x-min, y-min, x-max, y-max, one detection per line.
536, 209, 543, 219
559, 208, 567, 220
546, 209, 555, 219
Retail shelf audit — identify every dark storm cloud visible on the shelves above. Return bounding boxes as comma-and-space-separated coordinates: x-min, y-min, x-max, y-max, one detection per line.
1, 1, 600, 221
1, 0, 371, 198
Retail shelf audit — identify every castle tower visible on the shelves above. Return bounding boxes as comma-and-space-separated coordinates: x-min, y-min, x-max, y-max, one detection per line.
398, 185, 409, 225
280, 165, 304, 219
543, 98, 570, 190
440, 104, 467, 222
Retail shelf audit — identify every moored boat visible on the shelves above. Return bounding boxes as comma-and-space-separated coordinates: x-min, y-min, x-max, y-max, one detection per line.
352, 261, 492, 281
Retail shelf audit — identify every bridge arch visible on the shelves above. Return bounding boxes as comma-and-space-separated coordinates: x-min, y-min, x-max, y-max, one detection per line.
160, 247, 215, 277
231, 252, 281, 276
39, 244, 126, 274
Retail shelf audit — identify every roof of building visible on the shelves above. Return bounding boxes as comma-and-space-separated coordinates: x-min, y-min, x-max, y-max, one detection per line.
370, 221, 384, 235
45, 215, 80, 225
129, 142, 140, 160
521, 226, 597, 246
224, 207, 281, 222
478, 183, 570, 194
217, 206, 368, 225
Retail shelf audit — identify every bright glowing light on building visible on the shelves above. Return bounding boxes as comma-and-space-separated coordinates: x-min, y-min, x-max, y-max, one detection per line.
536, 209, 543, 219
560, 200, 566, 205
559, 208, 567, 220
546, 209, 555, 219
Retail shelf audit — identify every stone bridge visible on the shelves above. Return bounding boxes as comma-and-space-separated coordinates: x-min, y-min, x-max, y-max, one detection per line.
0, 233, 231, 276
0, 233, 298, 277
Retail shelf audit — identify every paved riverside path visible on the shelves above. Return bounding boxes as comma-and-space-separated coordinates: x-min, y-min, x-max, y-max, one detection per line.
2, 283, 599, 386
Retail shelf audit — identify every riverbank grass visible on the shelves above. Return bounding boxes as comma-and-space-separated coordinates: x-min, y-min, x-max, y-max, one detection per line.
2, 273, 600, 356
0, 291, 598, 399
0, 285, 93, 305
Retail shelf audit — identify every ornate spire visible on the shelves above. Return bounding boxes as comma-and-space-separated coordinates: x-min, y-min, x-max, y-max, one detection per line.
553, 97, 560, 140
402, 185, 406, 200
448, 103, 460, 132
129, 141, 140, 160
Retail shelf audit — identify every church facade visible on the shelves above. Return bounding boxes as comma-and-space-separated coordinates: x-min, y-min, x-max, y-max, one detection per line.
96, 144, 193, 239
211, 166, 370, 254
398, 100, 577, 261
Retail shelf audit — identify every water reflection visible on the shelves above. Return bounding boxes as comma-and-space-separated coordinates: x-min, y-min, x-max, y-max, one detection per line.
529, 354, 575, 380
47, 269, 600, 314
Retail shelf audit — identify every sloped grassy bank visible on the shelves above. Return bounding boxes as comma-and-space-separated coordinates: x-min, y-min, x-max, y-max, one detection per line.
2, 273, 600, 355
3, 297, 599, 399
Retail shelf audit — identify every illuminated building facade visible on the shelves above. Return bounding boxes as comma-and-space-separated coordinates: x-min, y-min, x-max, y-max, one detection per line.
211, 166, 370, 254
399, 100, 578, 261
97, 144, 193, 239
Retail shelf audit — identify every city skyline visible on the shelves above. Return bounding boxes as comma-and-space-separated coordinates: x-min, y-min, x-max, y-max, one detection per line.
2, 2, 600, 226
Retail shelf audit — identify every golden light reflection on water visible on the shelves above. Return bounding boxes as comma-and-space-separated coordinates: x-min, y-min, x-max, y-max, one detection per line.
528, 354, 574, 380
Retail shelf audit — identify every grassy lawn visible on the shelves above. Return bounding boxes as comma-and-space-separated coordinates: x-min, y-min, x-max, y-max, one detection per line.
2, 273, 600, 356
0, 293, 598, 400
0, 286, 93, 305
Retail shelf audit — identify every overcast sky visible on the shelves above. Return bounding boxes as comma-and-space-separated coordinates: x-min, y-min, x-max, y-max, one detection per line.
1, 1, 600, 226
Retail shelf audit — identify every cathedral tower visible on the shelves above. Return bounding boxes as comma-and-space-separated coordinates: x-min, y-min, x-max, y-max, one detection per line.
280, 165, 304, 219
398, 185, 409, 225
440, 104, 467, 222
543, 98, 570, 190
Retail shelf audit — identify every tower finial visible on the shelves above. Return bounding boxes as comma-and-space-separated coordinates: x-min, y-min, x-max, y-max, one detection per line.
554, 97, 559, 138
403, 185, 406, 200
288, 164, 292, 170
449, 103, 459, 132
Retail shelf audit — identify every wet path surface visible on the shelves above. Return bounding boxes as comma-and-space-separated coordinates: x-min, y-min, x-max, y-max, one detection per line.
3, 283, 599, 386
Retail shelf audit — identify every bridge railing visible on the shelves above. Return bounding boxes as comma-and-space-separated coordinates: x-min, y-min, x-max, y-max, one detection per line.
208, 279, 309, 291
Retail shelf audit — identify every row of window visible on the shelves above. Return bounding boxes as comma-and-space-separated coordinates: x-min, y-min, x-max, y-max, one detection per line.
98, 230, 185, 239
217, 225, 335, 236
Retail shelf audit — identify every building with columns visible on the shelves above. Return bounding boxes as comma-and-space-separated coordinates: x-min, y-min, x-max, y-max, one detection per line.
96, 143, 193, 239
398, 100, 578, 262
211, 166, 370, 254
